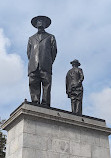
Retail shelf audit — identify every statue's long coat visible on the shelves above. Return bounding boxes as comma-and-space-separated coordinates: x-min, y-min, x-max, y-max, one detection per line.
66, 67, 84, 99
27, 32, 57, 76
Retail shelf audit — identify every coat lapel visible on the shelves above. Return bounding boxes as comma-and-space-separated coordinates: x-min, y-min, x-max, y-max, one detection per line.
35, 32, 50, 42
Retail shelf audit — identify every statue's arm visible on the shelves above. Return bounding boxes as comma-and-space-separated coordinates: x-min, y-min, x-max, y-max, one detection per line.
66, 75, 68, 94
78, 69, 84, 84
27, 38, 31, 60
66, 73, 69, 94
51, 35, 57, 64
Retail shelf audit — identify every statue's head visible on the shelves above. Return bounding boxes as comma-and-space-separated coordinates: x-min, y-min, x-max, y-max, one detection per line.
36, 19, 45, 29
31, 16, 51, 29
70, 59, 81, 67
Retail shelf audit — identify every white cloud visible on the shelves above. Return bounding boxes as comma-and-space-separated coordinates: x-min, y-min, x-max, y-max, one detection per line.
0, 29, 10, 53
85, 87, 111, 125
0, 28, 29, 115
0, 28, 25, 86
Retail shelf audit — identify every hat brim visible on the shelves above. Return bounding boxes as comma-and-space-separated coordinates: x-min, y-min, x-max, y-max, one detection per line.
70, 61, 81, 66
31, 16, 51, 28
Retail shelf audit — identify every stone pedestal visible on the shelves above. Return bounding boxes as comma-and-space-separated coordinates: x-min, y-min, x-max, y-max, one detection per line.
2, 102, 111, 158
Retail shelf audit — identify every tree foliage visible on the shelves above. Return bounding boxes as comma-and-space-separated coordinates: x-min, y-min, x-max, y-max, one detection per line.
0, 119, 6, 158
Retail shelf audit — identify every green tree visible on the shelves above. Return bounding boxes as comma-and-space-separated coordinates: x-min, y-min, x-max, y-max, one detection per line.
0, 119, 6, 158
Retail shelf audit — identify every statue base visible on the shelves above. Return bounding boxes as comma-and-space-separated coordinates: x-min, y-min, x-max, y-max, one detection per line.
2, 102, 111, 158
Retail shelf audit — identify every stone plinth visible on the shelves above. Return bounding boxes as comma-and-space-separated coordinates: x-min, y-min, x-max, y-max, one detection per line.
2, 102, 111, 158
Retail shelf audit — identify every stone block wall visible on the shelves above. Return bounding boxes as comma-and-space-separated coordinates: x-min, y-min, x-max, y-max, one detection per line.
21, 118, 110, 158
5, 119, 23, 158
2, 103, 111, 158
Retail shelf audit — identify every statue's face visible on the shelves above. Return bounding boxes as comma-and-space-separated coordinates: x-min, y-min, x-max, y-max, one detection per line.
36, 20, 45, 29
72, 64, 78, 67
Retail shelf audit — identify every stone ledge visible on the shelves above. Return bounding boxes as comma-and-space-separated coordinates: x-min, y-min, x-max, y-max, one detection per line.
10, 101, 105, 122
2, 103, 111, 135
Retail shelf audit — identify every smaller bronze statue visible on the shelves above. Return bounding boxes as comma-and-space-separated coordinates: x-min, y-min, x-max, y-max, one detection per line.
66, 59, 84, 115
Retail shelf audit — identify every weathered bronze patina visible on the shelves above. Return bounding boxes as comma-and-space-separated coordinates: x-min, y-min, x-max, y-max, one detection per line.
66, 59, 84, 115
27, 16, 57, 107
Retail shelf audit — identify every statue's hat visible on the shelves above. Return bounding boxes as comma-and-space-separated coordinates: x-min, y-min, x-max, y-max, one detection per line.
70, 59, 81, 66
31, 16, 51, 28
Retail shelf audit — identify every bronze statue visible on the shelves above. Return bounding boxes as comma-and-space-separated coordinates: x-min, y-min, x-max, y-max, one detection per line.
27, 16, 57, 107
66, 60, 84, 115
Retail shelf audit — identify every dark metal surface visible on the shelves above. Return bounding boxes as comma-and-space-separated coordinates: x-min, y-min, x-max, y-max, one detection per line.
66, 60, 84, 116
27, 16, 57, 106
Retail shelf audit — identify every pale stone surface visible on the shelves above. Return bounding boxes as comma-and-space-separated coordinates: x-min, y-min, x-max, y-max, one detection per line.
99, 134, 109, 148
50, 138, 70, 154
2, 103, 111, 158
70, 141, 91, 157
7, 126, 15, 144
5, 119, 23, 158
70, 156, 87, 158
14, 149, 22, 158
35, 119, 52, 137
35, 150, 60, 158
6, 133, 23, 157
59, 124, 80, 142
23, 133, 48, 150
22, 148, 36, 158
80, 128, 100, 146
92, 146, 110, 158
23, 119, 36, 134
60, 154, 70, 158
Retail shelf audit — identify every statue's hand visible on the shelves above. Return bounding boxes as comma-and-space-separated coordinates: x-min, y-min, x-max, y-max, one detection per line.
72, 83, 78, 88
77, 81, 82, 87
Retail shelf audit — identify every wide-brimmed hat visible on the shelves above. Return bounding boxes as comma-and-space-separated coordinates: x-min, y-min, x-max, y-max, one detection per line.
31, 16, 51, 28
70, 59, 81, 66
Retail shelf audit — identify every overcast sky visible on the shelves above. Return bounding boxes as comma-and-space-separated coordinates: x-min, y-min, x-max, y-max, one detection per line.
0, 0, 111, 152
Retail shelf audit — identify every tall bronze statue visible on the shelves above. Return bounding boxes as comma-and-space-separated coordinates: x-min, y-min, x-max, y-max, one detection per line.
66, 60, 84, 115
27, 16, 57, 107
